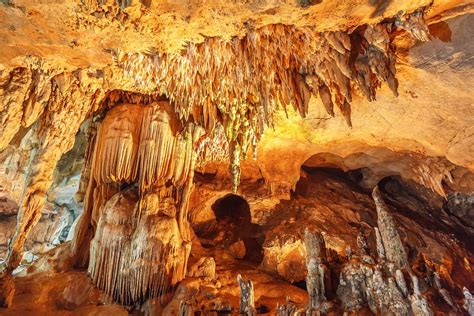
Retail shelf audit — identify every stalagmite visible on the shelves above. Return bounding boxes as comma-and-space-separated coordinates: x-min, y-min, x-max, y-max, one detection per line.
463, 287, 474, 316
431, 271, 457, 310
304, 229, 327, 312
374, 227, 386, 261
372, 186, 408, 269
179, 300, 194, 316
395, 269, 408, 297
356, 233, 369, 256
237, 274, 256, 315
409, 275, 434, 316
276, 297, 296, 316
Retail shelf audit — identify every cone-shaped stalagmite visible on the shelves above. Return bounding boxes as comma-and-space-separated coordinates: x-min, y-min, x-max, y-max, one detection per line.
304, 229, 327, 312
372, 186, 408, 269
237, 274, 256, 315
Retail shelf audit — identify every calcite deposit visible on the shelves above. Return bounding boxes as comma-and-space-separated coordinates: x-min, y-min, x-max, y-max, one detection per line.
0, 0, 473, 314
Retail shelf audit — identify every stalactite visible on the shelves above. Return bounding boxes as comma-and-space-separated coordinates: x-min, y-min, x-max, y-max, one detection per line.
80, 101, 201, 305
395, 9, 431, 42
113, 13, 430, 188
413, 158, 454, 198
92, 104, 143, 185
196, 122, 229, 167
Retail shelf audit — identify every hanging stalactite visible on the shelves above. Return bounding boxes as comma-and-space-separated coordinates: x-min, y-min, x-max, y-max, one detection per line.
113, 10, 430, 190
77, 101, 203, 305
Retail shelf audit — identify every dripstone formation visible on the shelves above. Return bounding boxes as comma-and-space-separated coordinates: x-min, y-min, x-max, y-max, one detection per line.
0, 0, 473, 314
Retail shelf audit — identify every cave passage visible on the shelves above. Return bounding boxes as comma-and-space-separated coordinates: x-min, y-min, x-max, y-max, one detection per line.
212, 194, 251, 223
211, 194, 263, 263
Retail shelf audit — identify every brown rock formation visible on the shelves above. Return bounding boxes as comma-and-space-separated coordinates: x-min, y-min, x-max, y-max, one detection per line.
0, 0, 473, 314
372, 186, 408, 269
72, 102, 203, 305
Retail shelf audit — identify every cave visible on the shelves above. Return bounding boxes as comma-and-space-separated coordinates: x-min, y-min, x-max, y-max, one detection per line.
1, 1, 474, 315
210, 194, 264, 263
212, 194, 251, 223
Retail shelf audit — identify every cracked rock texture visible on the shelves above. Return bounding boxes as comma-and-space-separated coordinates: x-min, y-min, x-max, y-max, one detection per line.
0, 0, 473, 314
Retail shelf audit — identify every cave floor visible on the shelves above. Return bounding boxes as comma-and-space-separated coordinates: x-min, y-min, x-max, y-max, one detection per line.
2, 169, 473, 315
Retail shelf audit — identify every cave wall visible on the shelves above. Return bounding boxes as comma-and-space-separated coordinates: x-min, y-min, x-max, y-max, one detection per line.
0, 0, 473, 314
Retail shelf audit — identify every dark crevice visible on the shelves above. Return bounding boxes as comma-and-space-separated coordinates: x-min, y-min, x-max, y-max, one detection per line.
210, 194, 264, 263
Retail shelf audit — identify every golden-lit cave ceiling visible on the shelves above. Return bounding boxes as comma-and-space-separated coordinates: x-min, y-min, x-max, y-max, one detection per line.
0, 0, 474, 313
1, 0, 472, 194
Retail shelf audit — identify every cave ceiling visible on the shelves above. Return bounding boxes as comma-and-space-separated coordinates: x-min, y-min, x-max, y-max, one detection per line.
1, 0, 473, 193
1, 0, 474, 314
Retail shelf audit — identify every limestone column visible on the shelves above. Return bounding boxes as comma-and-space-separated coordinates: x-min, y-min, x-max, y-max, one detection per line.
372, 186, 408, 269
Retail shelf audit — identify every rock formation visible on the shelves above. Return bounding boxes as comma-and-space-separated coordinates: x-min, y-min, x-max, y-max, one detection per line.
304, 229, 327, 312
73, 102, 203, 305
0, 0, 473, 314
237, 274, 256, 315
372, 186, 408, 269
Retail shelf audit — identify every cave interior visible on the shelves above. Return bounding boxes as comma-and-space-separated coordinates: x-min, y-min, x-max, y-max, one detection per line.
0, 0, 473, 315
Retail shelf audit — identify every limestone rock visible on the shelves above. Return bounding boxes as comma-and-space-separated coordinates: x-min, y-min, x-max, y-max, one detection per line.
464, 287, 474, 316
0, 273, 14, 308
372, 186, 408, 269
229, 240, 246, 260
261, 234, 306, 282
237, 274, 256, 316
188, 257, 216, 280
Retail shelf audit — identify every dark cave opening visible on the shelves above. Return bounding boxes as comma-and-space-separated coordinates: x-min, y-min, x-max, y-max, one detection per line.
211, 194, 264, 263
212, 194, 251, 223
296, 165, 367, 197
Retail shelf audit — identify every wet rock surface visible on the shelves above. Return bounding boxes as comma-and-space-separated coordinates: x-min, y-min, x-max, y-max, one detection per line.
0, 0, 473, 315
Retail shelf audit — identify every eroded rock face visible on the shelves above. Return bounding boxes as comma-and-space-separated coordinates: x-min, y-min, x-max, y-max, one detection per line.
0, 0, 473, 314
0, 191, 17, 260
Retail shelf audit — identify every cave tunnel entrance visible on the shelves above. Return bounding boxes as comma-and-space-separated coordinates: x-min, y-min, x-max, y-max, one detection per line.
297, 165, 366, 197
297, 152, 368, 196
211, 194, 263, 263
212, 194, 251, 223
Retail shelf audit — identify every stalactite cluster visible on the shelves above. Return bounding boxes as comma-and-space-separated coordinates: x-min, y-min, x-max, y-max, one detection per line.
412, 158, 454, 199
195, 122, 230, 167
74, 102, 203, 305
114, 11, 430, 191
